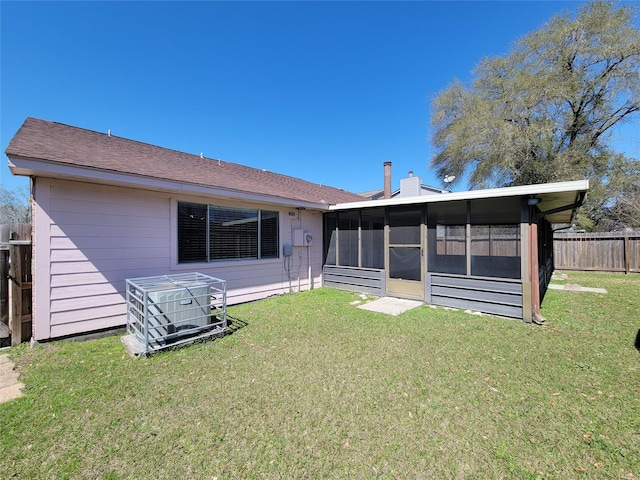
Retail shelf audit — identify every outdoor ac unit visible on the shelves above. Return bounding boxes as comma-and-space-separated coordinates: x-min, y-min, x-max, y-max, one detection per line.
125, 273, 227, 355
146, 283, 210, 341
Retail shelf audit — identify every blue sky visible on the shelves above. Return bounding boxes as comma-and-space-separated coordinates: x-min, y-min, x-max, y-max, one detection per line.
2, 1, 638, 194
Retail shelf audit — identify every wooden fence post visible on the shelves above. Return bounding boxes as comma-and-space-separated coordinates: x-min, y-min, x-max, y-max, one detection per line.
624, 233, 630, 275
0, 247, 9, 346
9, 240, 32, 346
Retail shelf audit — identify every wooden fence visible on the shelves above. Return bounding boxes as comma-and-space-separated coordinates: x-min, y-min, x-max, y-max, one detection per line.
553, 231, 640, 274
1, 223, 32, 345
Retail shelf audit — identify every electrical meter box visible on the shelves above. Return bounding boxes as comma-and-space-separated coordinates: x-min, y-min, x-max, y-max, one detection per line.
293, 229, 305, 246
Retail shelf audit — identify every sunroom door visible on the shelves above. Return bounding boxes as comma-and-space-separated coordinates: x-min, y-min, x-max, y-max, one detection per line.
386, 208, 424, 300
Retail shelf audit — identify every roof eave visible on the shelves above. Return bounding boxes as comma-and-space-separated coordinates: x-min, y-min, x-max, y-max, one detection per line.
539, 190, 588, 224
8, 155, 334, 211
330, 180, 590, 217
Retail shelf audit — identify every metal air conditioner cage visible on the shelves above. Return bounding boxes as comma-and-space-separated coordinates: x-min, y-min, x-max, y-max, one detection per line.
125, 273, 226, 355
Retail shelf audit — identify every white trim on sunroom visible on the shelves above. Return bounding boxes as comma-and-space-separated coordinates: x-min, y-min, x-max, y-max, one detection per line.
330, 180, 589, 222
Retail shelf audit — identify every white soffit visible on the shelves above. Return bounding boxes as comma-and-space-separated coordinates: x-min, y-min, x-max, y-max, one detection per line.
330, 180, 590, 211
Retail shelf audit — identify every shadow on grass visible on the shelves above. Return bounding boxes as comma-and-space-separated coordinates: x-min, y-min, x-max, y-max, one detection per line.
635, 328, 640, 352
148, 315, 248, 356
222, 315, 248, 337
176, 314, 248, 344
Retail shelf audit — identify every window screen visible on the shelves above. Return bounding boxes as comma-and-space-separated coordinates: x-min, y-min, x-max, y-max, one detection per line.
389, 209, 421, 245
361, 208, 384, 269
470, 199, 521, 278
324, 213, 337, 266
427, 201, 467, 275
338, 211, 359, 267
389, 247, 421, 281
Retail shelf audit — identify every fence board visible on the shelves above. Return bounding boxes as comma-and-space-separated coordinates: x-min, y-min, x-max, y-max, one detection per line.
1, 224, 31, 345
9, 241, 32, 345
553, 231, 640, 274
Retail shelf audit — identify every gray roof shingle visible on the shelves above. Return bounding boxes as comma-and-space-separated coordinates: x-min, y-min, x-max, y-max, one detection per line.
6, 117, 365, 205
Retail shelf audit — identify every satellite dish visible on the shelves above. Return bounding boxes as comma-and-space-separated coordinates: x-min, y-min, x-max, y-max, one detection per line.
444, 175, 456, 183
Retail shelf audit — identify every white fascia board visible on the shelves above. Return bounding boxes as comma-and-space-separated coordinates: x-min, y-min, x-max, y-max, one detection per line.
8, 156, 331, 211
331, 180, 590, 210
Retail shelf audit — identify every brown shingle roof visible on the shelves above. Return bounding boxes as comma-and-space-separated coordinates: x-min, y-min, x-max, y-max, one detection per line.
6, 117, 365, 205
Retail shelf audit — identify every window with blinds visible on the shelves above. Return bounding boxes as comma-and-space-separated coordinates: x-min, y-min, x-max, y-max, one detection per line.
177, 202, 279, 263
260, 210, 279, 259
177, 202, 207, 263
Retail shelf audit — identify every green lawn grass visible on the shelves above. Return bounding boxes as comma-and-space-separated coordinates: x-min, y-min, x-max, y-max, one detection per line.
2, 272, 639, 479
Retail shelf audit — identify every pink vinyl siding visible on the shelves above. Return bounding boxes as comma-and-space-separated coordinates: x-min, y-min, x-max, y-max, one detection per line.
33, 178, 324, 340
41, 179, 170, 339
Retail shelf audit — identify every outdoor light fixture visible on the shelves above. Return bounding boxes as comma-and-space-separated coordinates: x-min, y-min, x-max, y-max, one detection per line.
528, 197, 542, 206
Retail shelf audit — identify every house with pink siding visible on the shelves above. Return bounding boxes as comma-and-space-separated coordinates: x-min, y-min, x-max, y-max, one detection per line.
6, 117, 364, 341
6, 117, 589, 341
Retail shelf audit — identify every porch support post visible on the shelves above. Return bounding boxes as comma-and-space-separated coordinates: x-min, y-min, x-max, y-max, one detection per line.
335, 213, 340, 267
465, 201, 471, 276
521, 198, 532, 323
530, 219, 547, 324
357, 211, 362, 268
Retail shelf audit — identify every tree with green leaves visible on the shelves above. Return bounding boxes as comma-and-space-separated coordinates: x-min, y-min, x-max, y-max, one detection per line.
430, 1, 639, 229
578, 153, 640, 230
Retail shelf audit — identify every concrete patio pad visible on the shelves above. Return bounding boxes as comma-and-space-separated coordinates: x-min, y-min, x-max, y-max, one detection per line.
358, 297, 423, 316
548, 283, 607, 294
0, 353, 24, 403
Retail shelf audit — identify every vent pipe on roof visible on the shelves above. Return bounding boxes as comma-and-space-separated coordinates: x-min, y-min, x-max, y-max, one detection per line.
108, 129, 111, 137
384, 161, 392, 199
200, 153, 204, 159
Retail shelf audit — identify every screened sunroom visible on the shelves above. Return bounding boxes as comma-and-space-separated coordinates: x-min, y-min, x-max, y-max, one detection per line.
323, 180, 588, 323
